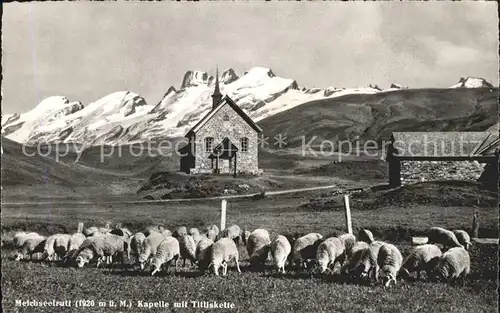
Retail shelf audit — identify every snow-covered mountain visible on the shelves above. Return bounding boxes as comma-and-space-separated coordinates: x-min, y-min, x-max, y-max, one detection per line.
448, 77, 494, 89
1, 67, 494, 146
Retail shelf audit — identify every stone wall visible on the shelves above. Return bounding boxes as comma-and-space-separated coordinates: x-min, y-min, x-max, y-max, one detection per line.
400, 160, 485, 185
193, 103, 259, 174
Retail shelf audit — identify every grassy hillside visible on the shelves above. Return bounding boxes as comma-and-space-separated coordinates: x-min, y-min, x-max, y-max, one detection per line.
258, 88, 498, 147
0, 138, 150, 201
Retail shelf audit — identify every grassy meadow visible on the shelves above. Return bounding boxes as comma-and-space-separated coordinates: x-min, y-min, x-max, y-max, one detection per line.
2, 183, 498, 313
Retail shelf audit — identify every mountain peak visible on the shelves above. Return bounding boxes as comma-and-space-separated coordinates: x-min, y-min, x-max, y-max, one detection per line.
35, 96, 70, 112
390, 83, 404, 89
181, 70, 212, 89
221, 68, 239, 84
449, 77, 494, 89
368, 84, 382, 91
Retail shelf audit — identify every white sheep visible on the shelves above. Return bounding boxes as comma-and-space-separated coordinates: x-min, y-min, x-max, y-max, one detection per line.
173, 226, 188, 238
12, 231, 28, 248
210, 237, 241, 276
97, 222, 111, 235
14, 234, 46, 261
341, 241, 369, 275
338, 233, 357, 259
291, 233, 324, 269
246, 229, 272, 269
399, 244, 442, 281
74, 234, 128, 268
84, 223, 110, 237
150, 237, 180, 276
429, 247, 470, 285
144, 225, 163, 237
270, 235, 291, 274
358, 229, 374, 244
204, 224, 219, 241
453, 230, 472, 251
217, 224, 242, 245
109, 227, 133, 238
352, 241, 385, 282
179, 234, 197, 267
195, 237, 214, 272
66, 232, 86, 261
137, 231, 166, 270
83, 226, 99, 237
42, 234, 71, 261
192, 232, 206, 246
130, 232, 146, 261
315, 237, 346, 274
164, 230, 173, 237
54, 234, 72, 259
13, 232, 40, 249
377, 243, 403, 287
189, 228, 200, 236
427, 227, 463, 251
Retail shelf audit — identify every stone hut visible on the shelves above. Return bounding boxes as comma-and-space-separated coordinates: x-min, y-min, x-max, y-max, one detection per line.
386, 131, 499, 188
178, 69, 262, 175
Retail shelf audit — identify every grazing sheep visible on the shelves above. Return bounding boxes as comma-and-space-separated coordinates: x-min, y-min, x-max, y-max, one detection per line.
377, 243, 403, 287
144, 225, 163, 237
291, 233, 324, 269
12, 231, 27, 248
358, 229, 374, 244
341, 241, 370, 275
75, 247, 96, 266
83, 227, 99, 237
192, 232, 206, 246
97, 222, 111, 235
204, 225, 219, 241
161, 229, 173, 238
130, 232, 146, 261
109, 228, 133, 238
66, 232, 87, 261
315, 237, 346, 274
338, 233, 357, 259
453, 230, 472, 251
352, 241, 385, 282
429, 247, 470, 285
399, 244, 442, 281
150, 237, 180, 276
246, 229, 272, 269
137, 231, 166, 270
173, 226, 188, 238
179, 235, 197, 266
189, 228, 200, 237
42, 234, 71, 261
53, 234, 72, 259
427, 227, 463, 251
13, 232, 40, 249
195, 237, 214, 271
74, 234, 128, 268
14, 235, 46, 261
217, 224, 242, 245
270, 235, 291, 274
210, 238, 241, 276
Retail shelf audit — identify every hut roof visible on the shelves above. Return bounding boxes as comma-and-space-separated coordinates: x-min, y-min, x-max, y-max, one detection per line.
390, 132, 498, 158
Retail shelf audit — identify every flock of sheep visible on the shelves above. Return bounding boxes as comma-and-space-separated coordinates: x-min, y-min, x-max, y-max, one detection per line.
8, 223, 473, 287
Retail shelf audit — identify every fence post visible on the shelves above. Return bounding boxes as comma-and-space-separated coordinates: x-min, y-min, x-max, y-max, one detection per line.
472, 210, 479, 238
221, 200, 227, 231
343, 195, 352, 234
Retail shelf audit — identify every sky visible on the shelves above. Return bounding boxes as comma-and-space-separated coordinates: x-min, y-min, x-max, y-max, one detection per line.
2, 1, 498, 114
